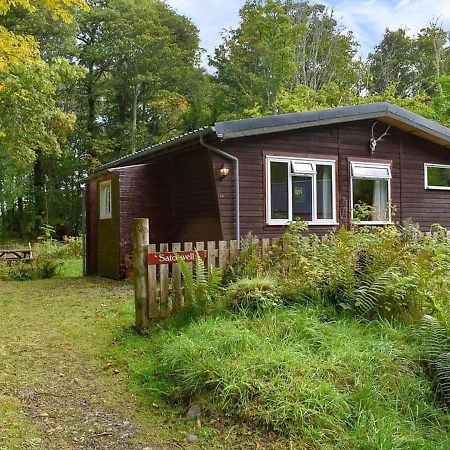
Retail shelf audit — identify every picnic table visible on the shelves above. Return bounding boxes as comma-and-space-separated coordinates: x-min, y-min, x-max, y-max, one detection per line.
0, 244, 33, 263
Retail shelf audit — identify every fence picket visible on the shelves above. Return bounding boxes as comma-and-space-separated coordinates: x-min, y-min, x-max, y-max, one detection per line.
261, 238, 270, 256
159, 243, 169, 317
207, 241, 216, 274
219, 241, 228, 273
171, 242, 182, 311
147, 244, 158, 318
229, 240, 239, 264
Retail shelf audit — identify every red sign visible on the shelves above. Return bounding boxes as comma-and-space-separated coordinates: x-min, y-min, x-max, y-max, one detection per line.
147, 250, 207, 265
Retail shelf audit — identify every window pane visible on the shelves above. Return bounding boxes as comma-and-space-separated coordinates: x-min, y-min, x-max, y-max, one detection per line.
270, 162, 289, 220
316, 165, 333, 220
427, 166, 450, 188
292, 176, 312, 221
353, 179, 389, 221
292, 161, 314, 174
352, 163, 390, 178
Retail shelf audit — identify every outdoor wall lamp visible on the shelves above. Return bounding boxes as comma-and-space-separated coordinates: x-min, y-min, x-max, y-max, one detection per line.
219, 164, 230, 180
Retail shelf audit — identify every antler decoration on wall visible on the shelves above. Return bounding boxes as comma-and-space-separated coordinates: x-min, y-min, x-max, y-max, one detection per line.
369, 122, 391, 155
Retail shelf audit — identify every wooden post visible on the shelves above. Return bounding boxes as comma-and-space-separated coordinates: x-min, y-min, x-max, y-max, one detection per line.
132, 218, 150, 331
147, 244, 158, 318
159, 243, 169, 318
172, 242, 182, 311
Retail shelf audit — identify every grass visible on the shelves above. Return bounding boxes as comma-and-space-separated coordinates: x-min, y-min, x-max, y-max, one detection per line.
2, 255, 449, 448
0, 259, 281, 449
151, 307, 450, 449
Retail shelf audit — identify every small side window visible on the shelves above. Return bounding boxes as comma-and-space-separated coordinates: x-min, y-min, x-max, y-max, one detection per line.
99, 180, 112, 219
425, 164, 450, 190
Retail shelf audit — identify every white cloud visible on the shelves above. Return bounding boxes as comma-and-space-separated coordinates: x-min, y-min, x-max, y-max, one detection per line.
166, 0, 242, 68
166, 0, 450, 67
325, 0, 450, 56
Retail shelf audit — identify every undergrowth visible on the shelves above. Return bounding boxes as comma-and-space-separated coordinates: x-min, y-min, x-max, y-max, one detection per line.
154, 306, 450, 449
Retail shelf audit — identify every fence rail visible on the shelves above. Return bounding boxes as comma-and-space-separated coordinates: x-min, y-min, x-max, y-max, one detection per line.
132, 218, 280, 330
132, 218, 450, 330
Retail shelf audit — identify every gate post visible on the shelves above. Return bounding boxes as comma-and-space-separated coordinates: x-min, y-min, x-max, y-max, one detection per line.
132, 218, 150, 331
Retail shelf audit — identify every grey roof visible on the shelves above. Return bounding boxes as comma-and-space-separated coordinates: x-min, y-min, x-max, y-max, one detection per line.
215, 102, 450, 148
85, 102, 450, 179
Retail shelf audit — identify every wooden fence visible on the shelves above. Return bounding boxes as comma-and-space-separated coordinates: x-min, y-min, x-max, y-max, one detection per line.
132, 218, 277, 330
132, 218, 450, 330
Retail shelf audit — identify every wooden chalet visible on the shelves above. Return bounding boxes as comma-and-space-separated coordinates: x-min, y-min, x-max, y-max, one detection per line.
82, 102, 450, 278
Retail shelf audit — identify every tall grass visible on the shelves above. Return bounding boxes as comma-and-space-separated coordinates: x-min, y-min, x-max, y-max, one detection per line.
157, 306, 450, 448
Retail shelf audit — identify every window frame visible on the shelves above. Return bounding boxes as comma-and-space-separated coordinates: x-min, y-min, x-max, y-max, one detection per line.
266, 156, 337, 226
350, 161, 392, 225
99, 179, 112, 220
424, 163, 450, 190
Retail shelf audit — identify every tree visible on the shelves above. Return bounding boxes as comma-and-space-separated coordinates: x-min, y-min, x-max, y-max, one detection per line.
210, 0, 359, 118
285, 1, 359, 92
368, 25, 449, 97
78, 0, 202, 157
211, 0, 302, 115
0, 0, 86, 238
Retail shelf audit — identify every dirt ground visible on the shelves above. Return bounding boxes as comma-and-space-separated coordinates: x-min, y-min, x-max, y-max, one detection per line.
0, 277, 173, 449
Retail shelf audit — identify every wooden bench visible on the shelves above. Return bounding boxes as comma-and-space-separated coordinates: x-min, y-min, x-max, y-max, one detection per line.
0, 244, 33, 264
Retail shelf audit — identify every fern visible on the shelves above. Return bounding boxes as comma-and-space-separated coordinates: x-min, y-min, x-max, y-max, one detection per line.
353, 271, 392, 317
420, 315, 450, 363
176, 256, 194, 304
436, 353, 450, 405
420, 315, 450, 408
176, 252, 222, 314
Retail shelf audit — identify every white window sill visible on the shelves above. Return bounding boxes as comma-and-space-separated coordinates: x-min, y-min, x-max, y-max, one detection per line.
425, 186, 450, 191
267, 221, 339, 226
100, 214, 112, 220
352, 221, 393, 226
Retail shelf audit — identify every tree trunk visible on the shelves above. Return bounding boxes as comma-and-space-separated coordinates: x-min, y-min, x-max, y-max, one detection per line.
131, 83, 139, 153
17, 197, 26, 241
86, 63, 97, 156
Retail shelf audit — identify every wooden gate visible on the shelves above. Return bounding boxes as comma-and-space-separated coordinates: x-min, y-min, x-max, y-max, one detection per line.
132, 218, 274, 330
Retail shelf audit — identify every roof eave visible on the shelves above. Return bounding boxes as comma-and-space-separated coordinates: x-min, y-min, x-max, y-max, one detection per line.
80, 126, 215, 183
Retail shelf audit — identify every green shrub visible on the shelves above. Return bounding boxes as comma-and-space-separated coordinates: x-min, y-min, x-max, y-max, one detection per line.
0, 261, 35, 281
267, 221, 450, 322
61, 236, 83, 258
419, 315, 450, 408
35, 255, 63, 279
222, 233, 265, 284
226, 277, 282, 315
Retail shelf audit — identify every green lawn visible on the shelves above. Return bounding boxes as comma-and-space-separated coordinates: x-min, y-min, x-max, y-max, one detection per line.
0, 264, 269, 449
1, 261, 449, 449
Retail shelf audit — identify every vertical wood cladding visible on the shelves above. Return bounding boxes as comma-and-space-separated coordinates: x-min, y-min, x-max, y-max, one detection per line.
214, 119, 450, 239
85, 118, 450, 279
117, 146, 222, 277
97, 174, 120, 279
85, 182, 98, 275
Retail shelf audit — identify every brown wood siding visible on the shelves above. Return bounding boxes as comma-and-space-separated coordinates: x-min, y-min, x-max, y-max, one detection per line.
97, 174, 120, 279
211, 152, 235, 240
118, 164, 156, 276
85, 181, 98, 275
213, 120, 450, 239
401, 133, 450, 230
117, 146, 222, 277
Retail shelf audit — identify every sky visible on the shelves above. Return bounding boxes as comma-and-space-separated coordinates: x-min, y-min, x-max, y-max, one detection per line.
166, 0, 450, 68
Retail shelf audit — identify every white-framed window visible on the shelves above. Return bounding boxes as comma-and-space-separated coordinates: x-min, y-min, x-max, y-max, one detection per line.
424, 163, 450, 190
350, 162, 391, 224
266, 156, 337, 225
99, 180, 112, 219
